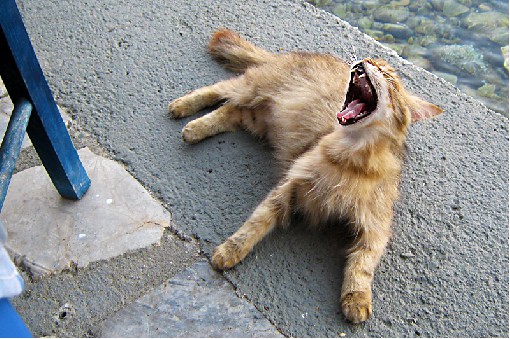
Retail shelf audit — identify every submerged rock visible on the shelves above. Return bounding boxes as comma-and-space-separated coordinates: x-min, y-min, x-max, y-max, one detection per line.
333, 4, 348, 19
431, 44, 487, 76
381, 23, 413, 39
417, 35, 438, 47
401, 43, 428, 58
363, 29, 385, 40
356, 16, 373, 30
442, 0, 469, 17
360, 0, 381, 11
488, 27, 509, 46
409, 56, 433, 70
478, 3, 492, 11
430, 0, 445, 11
381, 33, 396, 43
373, 5, 410, 23
477, 83, 498, 99
462, 11, 509, 32
405, 16, 422, 30
414, 18, 437, 35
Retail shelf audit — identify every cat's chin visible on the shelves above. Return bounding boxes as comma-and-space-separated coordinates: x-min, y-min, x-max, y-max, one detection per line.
337, 61, 378, 126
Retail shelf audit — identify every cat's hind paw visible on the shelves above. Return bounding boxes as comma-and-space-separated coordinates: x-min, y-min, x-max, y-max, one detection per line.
341, 291, 372, 324
168, 96, 195, 118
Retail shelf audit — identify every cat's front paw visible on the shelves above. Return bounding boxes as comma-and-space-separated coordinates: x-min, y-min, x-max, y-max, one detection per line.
211, 240, 243, 270
341, 291, 372, 323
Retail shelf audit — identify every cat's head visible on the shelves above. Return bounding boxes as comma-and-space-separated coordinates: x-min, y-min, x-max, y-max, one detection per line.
337, 58, 443, 136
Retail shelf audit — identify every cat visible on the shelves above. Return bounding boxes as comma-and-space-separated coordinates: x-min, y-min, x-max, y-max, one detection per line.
168, 28, 443, 323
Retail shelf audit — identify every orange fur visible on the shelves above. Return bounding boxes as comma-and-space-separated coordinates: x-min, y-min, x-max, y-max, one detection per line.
168, 28, 443, 323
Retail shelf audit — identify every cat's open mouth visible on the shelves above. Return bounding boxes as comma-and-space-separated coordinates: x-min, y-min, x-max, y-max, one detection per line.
337, 62, 378, 126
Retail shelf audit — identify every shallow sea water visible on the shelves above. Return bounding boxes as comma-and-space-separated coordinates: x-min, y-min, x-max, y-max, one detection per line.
307, 0, 509, 116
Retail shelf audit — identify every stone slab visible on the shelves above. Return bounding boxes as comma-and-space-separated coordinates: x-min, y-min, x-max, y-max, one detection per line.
99, 259, 283, 338
1, 147, 169, 277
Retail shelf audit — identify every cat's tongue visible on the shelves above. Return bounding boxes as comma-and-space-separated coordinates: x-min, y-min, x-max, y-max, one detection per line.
337, 99, 366, 125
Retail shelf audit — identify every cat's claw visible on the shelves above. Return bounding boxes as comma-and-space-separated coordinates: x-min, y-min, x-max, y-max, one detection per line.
341, 291, 373, 323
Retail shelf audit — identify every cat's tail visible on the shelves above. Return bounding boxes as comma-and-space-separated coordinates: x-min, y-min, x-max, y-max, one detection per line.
208, 28, 275, 73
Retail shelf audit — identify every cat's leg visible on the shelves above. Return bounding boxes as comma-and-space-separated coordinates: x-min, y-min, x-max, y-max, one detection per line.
341, 215, 391, 323
211, 179, 295, 270
181, 102, 245, 143
168, 78, 238, 118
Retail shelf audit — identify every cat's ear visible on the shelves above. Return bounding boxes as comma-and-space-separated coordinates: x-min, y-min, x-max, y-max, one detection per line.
408, 95, 444, 123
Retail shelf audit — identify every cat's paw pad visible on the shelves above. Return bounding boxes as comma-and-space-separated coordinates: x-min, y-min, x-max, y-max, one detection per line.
211, 240, 242, 270
341, 291, 372, 323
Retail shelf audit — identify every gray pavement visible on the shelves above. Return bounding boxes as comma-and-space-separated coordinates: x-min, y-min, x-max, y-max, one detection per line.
4, 0, 509, 337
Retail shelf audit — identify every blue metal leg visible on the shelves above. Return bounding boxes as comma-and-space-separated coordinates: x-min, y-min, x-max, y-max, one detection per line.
0, 99, 32, 211
0, 0, 91, 200
0, 298, 32, 338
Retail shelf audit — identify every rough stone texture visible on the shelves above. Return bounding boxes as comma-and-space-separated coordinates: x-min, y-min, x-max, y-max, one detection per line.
99, 259, 283, 338
12, 0, 509, 337
2, 148, 169, 277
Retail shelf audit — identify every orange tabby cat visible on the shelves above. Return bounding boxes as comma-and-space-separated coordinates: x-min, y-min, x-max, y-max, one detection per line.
168, 28, 443, 323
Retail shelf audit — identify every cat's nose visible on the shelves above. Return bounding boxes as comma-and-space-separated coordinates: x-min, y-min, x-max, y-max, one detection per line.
352, 63, 366, 79
353, 61, 364, 71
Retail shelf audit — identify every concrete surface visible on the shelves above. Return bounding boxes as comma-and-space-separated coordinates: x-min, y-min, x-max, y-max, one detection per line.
99, 259, 283, 338
6, 0, 509, 337
2, 148, 169, 278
